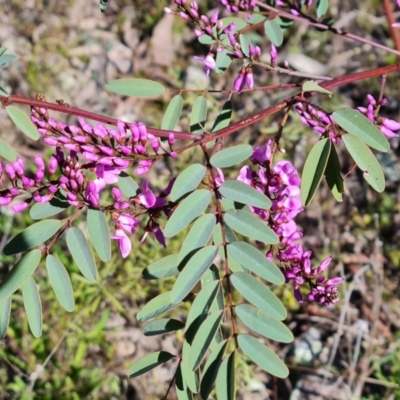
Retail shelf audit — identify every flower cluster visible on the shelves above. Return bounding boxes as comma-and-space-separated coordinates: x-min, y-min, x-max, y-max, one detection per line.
218, 140, 343, 306
218, 0, 256, 12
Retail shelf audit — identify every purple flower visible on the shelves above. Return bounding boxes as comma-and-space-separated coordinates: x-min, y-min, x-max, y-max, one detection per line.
193, 54, 216, 76
111, 228, 132, 258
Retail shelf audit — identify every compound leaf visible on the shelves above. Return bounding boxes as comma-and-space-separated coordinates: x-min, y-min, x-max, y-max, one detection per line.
87, 209, 111, 262
6, 106, 40, 140
46, 255, 75, 312
106, 78, 166, 98
22, 277, 42, 338
210, 145, 252, 168
230, 272, 286, 320
171, 164, 207, 202
4, 219, 61, 256
238, 334, 289, 378
128, 351, 174, 378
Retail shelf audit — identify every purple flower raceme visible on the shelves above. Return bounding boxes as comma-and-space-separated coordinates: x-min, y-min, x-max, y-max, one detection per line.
223, 140, 343, 306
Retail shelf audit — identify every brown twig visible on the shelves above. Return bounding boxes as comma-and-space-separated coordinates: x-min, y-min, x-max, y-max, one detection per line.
383, 0, 400, 59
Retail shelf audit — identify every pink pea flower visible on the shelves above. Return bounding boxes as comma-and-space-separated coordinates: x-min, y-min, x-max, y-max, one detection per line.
111, 228, 132, 258
193, 54, 216, 76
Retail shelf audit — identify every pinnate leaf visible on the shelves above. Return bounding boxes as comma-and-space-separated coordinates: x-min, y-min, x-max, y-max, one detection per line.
224, 209, 279, 244
87, 209, 111, 262
171, 246, 218, 304
128, 351, 174, 378
66, 227, 98, 282
333, 108, 389, 152
171, 164, 207, 202
301, 138, 331, 206
219, 180, 272, 209
46, 255, 75, 312
106, 78, 165, 98
4, 219, 61, 255
230, 272, 286, 320
216, 351, 235, 400
22, 277, 42, 338
227, 241, 284, 284
238, 334, 289, 378
0, 297, 11, 338
164, 189, 211, 238
235, 304, 293, 343
6, 106, 40, 140
143, 318, 184, 336
210, 145, 252, 168
0, 250, 41, 302
342, 134, 385, 192
161, 94, 183, 130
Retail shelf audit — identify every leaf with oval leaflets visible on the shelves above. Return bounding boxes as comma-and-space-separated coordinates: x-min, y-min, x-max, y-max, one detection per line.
171, 164, 207, 202
264, 19, 283, 46
200, 339, 228, 400
87, 209, 111, 262
164, 189, 211, 238
301, 138, 331, 206
142, 254, 179, 280
30, 191, 70, 220
3, 219, 61, 256
182, 341, 200, 393
176, 364, 193, 400
6, 106, 40, 140
215, 49, 232, 74
161, 95, 183, 130
324, 145, 344, 201
143, 318, 184, 336
216, 351, 235, 400
210, 145, 252, 168
302, 81, 332, 96
211, 100, 233, 132
128, 351, 174, 378
46, 255, 75, 312
190, 96, 208, 134
185, 280, 219, 343
236, 304, 293, 343
22, 277, 42, 338
0, 250, 41, 302
66, 227, 97, 282
106, 78, 166, 98
189, 310, 223, 371
239, 34, 251, 57
224, 209, 279, 244
227, 242, 284, 284
317, 0, 329, 18
230, 272, 286, 320
178, 214, 216, 264
136, 291, 182, 322
118, 172, 139, 198
219, 180, 272, 209
0, 137, 18, 162
342, 134, 385, 192
238, 334, 289, 378
0, 297, 11, 338
333, 108, 389, 152
171, 246, 218, 304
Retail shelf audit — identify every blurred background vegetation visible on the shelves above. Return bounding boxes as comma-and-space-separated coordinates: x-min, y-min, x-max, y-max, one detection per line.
1, 0, 400, 398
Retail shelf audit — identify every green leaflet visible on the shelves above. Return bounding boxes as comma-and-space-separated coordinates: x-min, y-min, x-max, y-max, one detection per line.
143, 318, 184, 336
210, 145, 252, 168
161, 95, 183, 130
218, 180, 272, 209
22, 277, 42, 338
302, 81, 332, 96
230, 272, 287, 320
238, 334, 289, 378
211, 100, 233, 132
87, 209, 111, 262
127, 351, 174, 378
6, 106, 40, 140
171, 246, 218, 304
4, 219, 61, 255
182, 341, 200, 393
227, 241, 284, 284
224, 209, 279, 244
66, 227, 98, 282
190, 96, 208, 134
175, 364, 193, 400
0, 250, 41, 302
342, 134, 385, 192
136, 291, 182, 322
264, 19, 283, 46
164, 189, 211, 238
216, 351, 236, 400
333, 108, 389, 152
118, 172, 139, 198
0, 297, 11, 338
106, 78, 166, 97
317, 0, 329, 18
99, 0, 109, 12
0, 54, 18, 68
239, 34, 251, 57
324, 145, 344, 201
46, 255, 75, 312
142, 254, 179, 280
0, 137, 18, 162
300, 138, 331, 206
235, 304, 293, 343
215, 49, 232, 74
170, 164, 207, 202
30, 191, 70, 220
